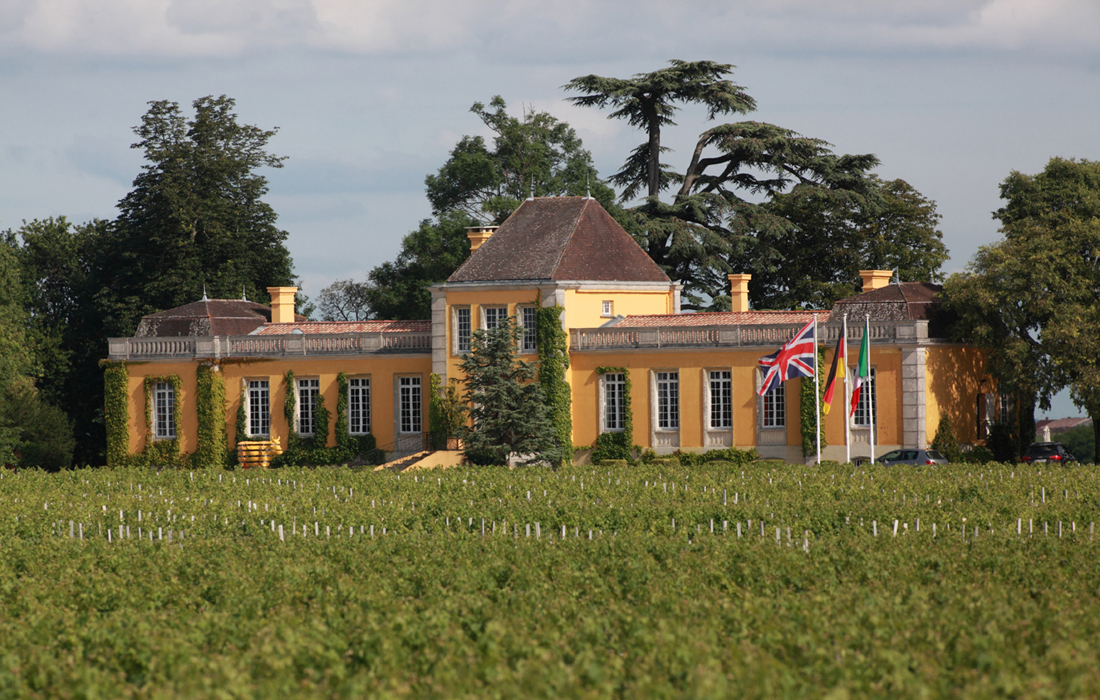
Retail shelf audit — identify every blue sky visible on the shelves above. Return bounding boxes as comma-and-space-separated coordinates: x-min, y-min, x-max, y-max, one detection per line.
2, 0, 1098, 416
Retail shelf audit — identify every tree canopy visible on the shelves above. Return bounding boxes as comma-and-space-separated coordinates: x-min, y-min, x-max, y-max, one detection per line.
566, 61, 947, 310
943, 157, 1100, 459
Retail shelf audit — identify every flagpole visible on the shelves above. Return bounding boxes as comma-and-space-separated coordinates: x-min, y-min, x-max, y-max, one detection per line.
814, 315, 821, 466
844, 315, 850, 465
867, 314, 875, 465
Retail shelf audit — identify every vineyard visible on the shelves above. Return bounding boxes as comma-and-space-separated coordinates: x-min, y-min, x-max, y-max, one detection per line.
1, 462, 1099, 698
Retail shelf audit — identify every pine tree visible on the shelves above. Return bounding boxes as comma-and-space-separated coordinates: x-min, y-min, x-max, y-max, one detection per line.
459, 317, 560, 466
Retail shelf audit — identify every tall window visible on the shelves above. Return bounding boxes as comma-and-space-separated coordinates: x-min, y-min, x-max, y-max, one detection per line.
761, 378, 785, 428
454, 307, 471, 354
399, 376, 422, 434
297, 378, 320, 435
483, 306, 507, 330
521, 306, 538, 353
154, 382, 176, 439
656, 371, 679, 430
603, 373, 626, 432
852, 368, 877, 427
348, 377, 370, 435
998, 392, 1014, 425
709, 370, 732, 429
248, 380, 270, 437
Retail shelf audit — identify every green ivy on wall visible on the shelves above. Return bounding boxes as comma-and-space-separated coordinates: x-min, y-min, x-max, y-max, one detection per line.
194, 363, 226, 468
103, 362, 130, 467
428, 372, 466, 450
142, 374, 184, 466
800, 345, 829, 459
270, 371, 375, 467
591, 366, 635, 463
536, 304, 573, 465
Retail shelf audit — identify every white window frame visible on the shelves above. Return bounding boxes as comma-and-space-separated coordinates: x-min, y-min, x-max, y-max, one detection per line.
347, 377, 371, 435
600, 372, 626, 433
851, 367, 877, 428
997, 392, 1014, 425
399, 375, 422, 434
655, 371, 679, 430
708, 370, 733, 430
247, 379, 270, 438
482, 305, 508, 330
152, 381, 176, 439
453, 306, 471, 355
519, 305, 538, 354
601, 300, 613, 317
296, 377, 320, 436
758, 370, 786, 429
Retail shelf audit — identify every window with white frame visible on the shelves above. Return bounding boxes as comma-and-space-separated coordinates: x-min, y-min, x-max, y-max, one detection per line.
453, 307, 471, 354
153, 382, 176, 439
399, 376, 422, 434
247, 379, 270, 437
852, 368, 877, 427
602, 373, 626, 432
348, 377, 371, 435
483, 306, 507, 330
520, 306, 537, 353
601, 300, 613, 317
998, 392, 1014, 425
760, 373, 785, 428
296, 378, 320, 436
708, 370, 732, 429
656, 371, 679, 430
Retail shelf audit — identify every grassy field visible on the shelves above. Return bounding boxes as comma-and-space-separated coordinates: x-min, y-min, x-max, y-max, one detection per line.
1, 462, 1099, 698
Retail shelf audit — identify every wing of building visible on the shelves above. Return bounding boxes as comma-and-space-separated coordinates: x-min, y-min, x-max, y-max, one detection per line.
106, 196, 999, 465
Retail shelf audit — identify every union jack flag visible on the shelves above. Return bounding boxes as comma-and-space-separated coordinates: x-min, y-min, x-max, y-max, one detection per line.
758, 320, 816, 396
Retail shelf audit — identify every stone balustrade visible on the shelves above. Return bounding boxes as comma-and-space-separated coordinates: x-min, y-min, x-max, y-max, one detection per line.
107, 331, 432, 361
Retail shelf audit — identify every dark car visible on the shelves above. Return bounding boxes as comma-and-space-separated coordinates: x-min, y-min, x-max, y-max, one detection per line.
878, 448, 949, 466
1022, 442, 1076, 465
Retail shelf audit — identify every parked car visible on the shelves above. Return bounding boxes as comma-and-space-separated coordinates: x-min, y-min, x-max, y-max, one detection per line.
877, 448, 949, 466
1021, 442, 1076, 465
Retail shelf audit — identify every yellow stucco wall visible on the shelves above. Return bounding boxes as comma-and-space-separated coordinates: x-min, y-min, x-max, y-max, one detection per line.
123, 356, 432, 458
561, 288, 675, 330
926, 346, 987, 445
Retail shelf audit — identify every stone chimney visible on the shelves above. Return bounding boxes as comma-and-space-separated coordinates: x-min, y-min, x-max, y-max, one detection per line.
858, 270, 893, 294
727, 274, 752, 312
267, 286, 298, 324
466, 225, 499, 254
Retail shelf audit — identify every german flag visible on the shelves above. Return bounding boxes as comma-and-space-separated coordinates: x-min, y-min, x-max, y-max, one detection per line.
822, 325, 846, 415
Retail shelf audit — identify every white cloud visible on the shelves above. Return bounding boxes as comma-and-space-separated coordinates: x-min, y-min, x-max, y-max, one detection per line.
3, 0, 1097, 58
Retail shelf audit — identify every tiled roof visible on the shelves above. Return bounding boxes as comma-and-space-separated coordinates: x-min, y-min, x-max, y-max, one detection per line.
829, 282, 941, 322
448, 197, 670, 284
1035, 417, 1092, 433
615, 310, 829, 328
257, 320, 431, 335
135, 299, 305, 337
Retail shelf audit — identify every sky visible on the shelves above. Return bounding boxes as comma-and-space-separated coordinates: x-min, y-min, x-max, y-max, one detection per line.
2, 0, 1098, 416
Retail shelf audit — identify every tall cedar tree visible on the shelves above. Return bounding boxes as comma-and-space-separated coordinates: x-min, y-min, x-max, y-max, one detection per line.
459, 317, 560, 466
101, 95, 295, 336
565, 60, 947, 310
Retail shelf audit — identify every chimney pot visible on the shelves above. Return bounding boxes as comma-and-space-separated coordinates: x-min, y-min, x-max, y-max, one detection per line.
858, 270, 893, 293
267, 286, 298, 324
467, 226, 499, 254
727, 274, 752, 313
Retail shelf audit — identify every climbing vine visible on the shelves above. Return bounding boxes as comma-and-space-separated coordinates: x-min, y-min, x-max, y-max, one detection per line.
537, 304, 573, 466
335, 372, 377, 459
194, 363, 226, 468
141, 374, 184, 466
591, 366, 635, 463
271, 371, 375, 467
428, 372, 466, 450
103, 362, 130, 467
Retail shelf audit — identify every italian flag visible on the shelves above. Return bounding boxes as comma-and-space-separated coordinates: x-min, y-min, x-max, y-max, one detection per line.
849, 321, 870, 417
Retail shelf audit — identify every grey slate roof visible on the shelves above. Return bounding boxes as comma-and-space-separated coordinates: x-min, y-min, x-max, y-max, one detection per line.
447, 197, 670, 284
828, 282, 942, 323
134, 299, 305, 337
